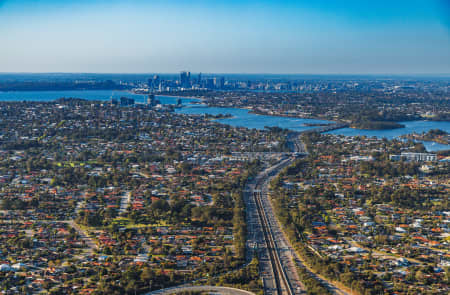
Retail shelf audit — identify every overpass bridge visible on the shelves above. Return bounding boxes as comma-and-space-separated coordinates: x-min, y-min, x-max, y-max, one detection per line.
230, 152, 306, 161
145, 285, 256, 295
303, 123, 348, 134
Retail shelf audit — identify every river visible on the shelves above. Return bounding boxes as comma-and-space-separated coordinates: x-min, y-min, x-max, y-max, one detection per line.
0, 90, 197, 105
0, 90, 448, 151
176, 105, 333, 132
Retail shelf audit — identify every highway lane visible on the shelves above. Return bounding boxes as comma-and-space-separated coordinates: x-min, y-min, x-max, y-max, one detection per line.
250, 159, 305, 295
245, 157, 297, 295
254, 189, 299, 295
146, 134, 348, 295
261, 180, 351, 295
242, 132, 307, 295
248, 133, 350, 295
244, 177, 278, 294
253, 134, 351, 295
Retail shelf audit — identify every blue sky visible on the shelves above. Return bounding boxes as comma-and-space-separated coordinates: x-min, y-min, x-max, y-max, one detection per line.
0, 0, 449, 74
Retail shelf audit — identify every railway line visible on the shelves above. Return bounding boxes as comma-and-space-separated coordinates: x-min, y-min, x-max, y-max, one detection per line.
254, 189, 294, 295
148, 135, 349, 295
248, 135, 350, 295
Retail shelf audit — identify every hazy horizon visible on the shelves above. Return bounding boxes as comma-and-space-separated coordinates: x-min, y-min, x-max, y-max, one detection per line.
3, 71, 447, 77
1, 0, 450, 74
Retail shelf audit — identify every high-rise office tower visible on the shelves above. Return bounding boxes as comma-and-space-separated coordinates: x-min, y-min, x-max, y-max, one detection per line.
180, 71, 191, 88
152, 75, 160, 90
213, 77, 225, 89
206, 78, 214, 89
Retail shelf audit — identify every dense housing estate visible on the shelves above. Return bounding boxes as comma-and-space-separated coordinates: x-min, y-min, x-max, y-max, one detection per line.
271, 133, 449, 294
0, 99, 284, 294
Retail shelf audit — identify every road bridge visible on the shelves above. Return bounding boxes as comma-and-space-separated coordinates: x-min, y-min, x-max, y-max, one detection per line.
303, 123, 348, 134
145, 285, 256, 295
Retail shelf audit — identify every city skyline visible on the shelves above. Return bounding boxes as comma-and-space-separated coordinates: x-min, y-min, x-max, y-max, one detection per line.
1, 0, 450, 74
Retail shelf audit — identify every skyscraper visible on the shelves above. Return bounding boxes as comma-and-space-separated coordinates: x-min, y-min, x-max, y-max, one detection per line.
152, 75, 160, 90
205, 78, 214, 89
213, 77, 225, 89
180, 71, 191, 89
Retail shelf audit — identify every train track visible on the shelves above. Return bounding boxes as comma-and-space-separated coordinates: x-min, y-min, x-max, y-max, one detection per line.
252, 154, 350, 295
253, 187, 294, 295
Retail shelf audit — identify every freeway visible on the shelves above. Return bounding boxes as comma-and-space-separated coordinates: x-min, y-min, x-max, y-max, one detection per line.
287, 132, 307, 155
245, 132, 351, 295
146, 133, 349, 295
256, 164, 350, 295
243, 132, 307, 295
254, 189, 299, 295
247, 158, 304, 295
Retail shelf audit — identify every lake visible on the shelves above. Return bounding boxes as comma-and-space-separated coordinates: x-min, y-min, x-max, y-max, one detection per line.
0, 90, 448, 151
